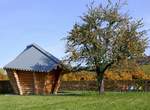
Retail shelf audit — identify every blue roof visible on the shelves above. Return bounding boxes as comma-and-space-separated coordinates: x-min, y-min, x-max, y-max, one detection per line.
4, 43, 62, 72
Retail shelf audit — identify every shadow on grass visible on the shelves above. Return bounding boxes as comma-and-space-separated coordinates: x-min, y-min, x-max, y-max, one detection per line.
55, 91, 83, 96
54, 91, 99, 97
2, 91, 99, 97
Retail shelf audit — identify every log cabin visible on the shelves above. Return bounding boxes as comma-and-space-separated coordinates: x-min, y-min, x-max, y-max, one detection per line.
4, 43, 68, 95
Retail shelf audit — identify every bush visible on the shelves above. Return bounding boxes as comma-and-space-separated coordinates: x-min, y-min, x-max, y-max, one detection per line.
0, 69, 8, 80
62, 69, 149, 81
62, 71, 96, 81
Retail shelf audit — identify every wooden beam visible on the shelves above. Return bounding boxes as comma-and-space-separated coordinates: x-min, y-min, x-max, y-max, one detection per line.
53, 73, 62, 94
13, 70, 23, 95
33, 72, 38, 95
6, 70, 19, 94
43, 73, 49, 95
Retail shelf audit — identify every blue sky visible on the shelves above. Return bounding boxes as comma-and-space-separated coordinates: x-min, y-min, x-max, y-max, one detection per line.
0, 0, 150, 67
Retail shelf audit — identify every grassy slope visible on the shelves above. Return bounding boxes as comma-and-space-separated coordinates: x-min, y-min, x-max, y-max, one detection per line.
0, 68, 4, 74
0, 92, 149, 110
141, 65, 150, 75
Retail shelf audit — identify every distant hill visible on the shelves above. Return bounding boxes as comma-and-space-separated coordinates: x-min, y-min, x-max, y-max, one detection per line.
137, 56, 150, 65
141, 65, 150, 75
0, 68, 4, 74
137, 56, 150, 75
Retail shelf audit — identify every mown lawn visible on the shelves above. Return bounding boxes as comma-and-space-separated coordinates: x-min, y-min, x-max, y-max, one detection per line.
0, 91, 149, 110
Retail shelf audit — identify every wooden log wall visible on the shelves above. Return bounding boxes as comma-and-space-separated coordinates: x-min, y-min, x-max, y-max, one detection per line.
6, 69, 61, 95
17, 71, 34, 95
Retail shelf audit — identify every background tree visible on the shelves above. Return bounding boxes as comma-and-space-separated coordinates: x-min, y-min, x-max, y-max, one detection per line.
64, 0, 148, 94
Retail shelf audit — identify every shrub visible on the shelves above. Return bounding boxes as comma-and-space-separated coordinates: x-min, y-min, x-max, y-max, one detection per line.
0, 69, 8, 80
62, 69, 148, 81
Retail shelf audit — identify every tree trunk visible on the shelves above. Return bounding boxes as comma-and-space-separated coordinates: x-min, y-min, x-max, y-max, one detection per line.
98, 79, 104, 94
96, 66, 105, 94
95, 62, 113, 94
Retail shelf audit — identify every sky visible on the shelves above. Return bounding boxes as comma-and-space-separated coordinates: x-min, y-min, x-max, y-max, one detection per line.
0, 0, 150, 67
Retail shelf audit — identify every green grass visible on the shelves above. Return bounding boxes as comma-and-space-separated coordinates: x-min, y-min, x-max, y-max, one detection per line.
141, 65, 150, 75
0, 91, 149, 110
0, 68, 4, 74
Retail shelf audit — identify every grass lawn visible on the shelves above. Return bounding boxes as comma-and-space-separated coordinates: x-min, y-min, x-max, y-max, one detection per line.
0, 91, 149, 110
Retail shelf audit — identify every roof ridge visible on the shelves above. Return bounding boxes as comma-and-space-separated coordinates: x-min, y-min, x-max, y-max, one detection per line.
29, 43, 61, 64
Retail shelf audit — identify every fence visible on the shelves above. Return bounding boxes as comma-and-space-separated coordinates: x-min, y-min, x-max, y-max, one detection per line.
60, 80, 150, 92
0, 80, 13, 94
0, 80, 150, 94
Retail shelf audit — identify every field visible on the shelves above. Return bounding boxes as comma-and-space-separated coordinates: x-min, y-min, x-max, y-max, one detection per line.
141, 65, 150, 75
0, 68, 4, 74
0, 91, 149, 110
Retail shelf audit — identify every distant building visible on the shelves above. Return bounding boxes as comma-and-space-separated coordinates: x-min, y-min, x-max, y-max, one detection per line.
4, 43, 68, 95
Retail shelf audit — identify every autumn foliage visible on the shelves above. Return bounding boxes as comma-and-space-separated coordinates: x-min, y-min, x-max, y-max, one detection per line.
62, 69, 150, 81
0, 69, 8, 80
